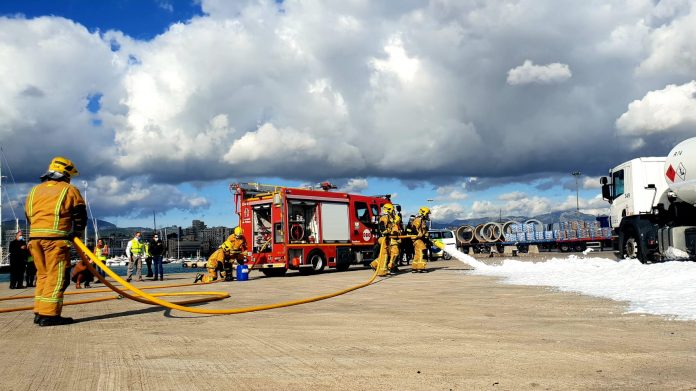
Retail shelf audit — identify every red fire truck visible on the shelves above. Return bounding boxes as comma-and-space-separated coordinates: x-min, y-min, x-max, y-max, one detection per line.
232, 182, 392, 277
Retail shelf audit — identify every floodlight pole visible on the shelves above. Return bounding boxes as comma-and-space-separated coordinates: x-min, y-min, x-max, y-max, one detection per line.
572, 171, 582, 211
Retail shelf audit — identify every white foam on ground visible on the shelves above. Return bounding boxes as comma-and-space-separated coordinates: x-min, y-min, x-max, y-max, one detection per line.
446, 249, 696, 321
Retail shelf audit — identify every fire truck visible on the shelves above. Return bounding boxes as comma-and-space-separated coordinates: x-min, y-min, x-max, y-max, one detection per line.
232, 182, 392, 277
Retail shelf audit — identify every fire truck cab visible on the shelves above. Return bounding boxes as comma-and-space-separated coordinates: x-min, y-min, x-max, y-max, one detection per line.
232, 182, 392, 277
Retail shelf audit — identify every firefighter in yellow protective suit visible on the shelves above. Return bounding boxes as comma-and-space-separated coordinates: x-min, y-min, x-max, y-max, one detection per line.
195, 227, 247, 283
370, 203, 401, 276
411, 207, 431, 272
25, 157, 87, 327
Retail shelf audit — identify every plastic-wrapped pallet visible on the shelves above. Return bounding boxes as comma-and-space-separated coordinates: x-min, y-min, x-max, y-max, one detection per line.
544, 231, 554, 240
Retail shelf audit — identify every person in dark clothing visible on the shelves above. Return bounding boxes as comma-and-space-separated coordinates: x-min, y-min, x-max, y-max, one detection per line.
148, 234, 166, 281
25, 255, 37, 287
9, 231, 29, 289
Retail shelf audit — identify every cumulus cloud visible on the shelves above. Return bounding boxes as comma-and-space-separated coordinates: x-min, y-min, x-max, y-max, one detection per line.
435, 184, 468, 201
638, 5, 696, 77
466, 193, 608, 221
431, 203, 467, 222
582, 176, 602, 189
338, 178, 369, 193
506, 60, 572, 85
616, 81, 696, 136
87, 176, 210, 218
3, 1, 696, 219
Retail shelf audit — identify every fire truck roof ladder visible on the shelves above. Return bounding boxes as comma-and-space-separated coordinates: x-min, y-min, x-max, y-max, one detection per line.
231, 182, 282, 196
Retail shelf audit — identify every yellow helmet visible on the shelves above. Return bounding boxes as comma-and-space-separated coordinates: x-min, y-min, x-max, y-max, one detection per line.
234, 226, 243, 236
221, 241, 233, 252
382, 203, 394, 214
46, 156, 79, 178
418, 206, 431, 216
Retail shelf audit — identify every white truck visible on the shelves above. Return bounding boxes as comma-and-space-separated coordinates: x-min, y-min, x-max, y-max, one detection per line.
601, 138, 696, 262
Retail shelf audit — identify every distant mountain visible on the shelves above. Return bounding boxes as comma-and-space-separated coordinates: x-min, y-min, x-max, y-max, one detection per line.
432, 210, 603, 229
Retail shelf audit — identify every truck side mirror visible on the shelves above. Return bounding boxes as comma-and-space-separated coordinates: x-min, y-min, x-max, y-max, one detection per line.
600, 176, 608, 185
601, 182, 612, 203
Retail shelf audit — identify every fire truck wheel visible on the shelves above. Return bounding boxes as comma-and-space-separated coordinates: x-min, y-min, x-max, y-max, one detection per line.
261, 268, 287, 277
305, 250, 326, 274
336, 251, 352, 272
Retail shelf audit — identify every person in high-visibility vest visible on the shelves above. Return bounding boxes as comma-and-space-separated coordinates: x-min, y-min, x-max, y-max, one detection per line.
144, 241, 153, 278
25, 156, 87, 326
125, 231, 145, 282
411, 207, 431, 272
94, 238, 109, 280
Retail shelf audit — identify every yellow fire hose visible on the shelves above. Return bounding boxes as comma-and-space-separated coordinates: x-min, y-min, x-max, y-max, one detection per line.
0, 237, 382, 315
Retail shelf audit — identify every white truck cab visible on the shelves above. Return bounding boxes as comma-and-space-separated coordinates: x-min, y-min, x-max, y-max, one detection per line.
601, 138, 696, 262
602, 157, 668, 228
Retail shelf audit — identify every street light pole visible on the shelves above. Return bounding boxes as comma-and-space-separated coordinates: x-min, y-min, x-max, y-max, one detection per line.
427, 199, 434, 229
571, 171, 582, 211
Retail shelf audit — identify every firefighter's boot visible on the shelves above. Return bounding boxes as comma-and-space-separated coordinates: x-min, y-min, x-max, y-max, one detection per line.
388, 256, 399, 274
194, 273, 204, 283
224, 262, 234, 281
411, 259, 427, 272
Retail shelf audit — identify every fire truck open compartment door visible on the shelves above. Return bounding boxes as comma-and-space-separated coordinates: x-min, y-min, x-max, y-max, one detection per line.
252, 204, 272, 252
320, 203, 350, 243
288, 201, 319, 243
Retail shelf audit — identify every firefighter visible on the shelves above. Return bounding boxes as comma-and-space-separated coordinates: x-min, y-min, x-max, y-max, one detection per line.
371, 203, 401, 276
195, 242, 231, 283
195, 226, 247, 283
411, 207, 431, 272
222, 226, 247, 281
25, 156, 87, 327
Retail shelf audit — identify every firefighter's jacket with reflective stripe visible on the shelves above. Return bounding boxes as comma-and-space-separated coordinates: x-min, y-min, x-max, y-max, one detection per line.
412, 216, 429, 239
25, 180, 86, 238
378, 214, 401, 237
223, 235, 247, 258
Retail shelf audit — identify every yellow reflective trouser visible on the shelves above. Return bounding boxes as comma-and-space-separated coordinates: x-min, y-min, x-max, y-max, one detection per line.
412, 239, 428, 270
29, 239, 71, 317
205, 258, 221, 283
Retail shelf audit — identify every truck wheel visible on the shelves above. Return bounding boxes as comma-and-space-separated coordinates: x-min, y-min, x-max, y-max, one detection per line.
261, 268, 287, 277
623, 235, 641, 260
559, 243, 571, 253
574, 243, 586, 252
309, 251, 326, 273
336, 251, 352, 272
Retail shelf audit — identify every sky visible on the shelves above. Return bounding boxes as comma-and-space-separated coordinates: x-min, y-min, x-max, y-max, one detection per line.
2, 0, 696, 229
451, 249, 696, 321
